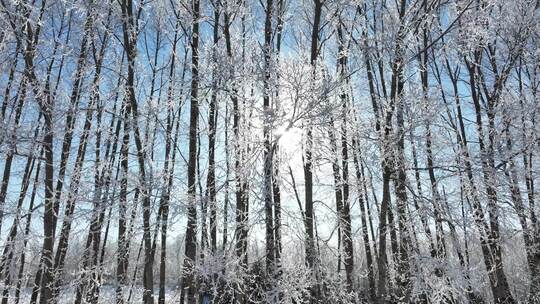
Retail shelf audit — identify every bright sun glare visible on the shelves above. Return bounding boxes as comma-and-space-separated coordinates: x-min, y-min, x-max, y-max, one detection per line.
275, 126, 302, 154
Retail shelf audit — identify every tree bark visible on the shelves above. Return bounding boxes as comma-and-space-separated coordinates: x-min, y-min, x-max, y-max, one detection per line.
305, 1, 323, 301
180, 1, 200, 302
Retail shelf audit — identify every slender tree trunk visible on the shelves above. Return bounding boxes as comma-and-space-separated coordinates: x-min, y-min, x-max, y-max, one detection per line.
465, 53, 516, 304
409, 130, 436, 256
18, 3, 54, 303
223, 100, 230, 251
329, 120, 344, 276
223, 6, 249, 300
336, 22, 353, 291
14, 152, 42, 304
207, 1, 220, 256
352, 136, 376, 299
305, 1, 322, 301
442, 52, 514, 304
51, 41, 102, 302
180, 1, 200, 302
119, 0, 155, 302
272, 0, 285, 277
156, 11, 184, 304
262, 0, 276, 288
0, 77, 28, 234
0, 39, 21, 124
0, 142, 39, 304
0, 120, 41, 280
116, 95, 130, 304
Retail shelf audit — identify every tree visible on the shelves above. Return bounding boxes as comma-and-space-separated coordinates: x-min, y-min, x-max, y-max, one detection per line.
180, 0, 200, 303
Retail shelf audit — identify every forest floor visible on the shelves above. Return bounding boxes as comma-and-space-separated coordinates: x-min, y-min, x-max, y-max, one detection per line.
11, 286, 182, 304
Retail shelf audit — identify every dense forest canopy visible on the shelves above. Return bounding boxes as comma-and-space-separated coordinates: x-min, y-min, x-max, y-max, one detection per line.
0, 0, 539, 303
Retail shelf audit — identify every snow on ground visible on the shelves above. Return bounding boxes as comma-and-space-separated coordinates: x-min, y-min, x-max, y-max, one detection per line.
9, 286, 182, 304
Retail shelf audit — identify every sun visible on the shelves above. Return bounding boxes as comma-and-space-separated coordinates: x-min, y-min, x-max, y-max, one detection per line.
274, 126, 302, 154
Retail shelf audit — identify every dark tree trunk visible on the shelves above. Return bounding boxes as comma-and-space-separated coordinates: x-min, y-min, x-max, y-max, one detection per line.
119, 0, 155, 302
224, 6, 250, 300
336, 22, 353, 291
352, 136, 376, 299
0, 139, 39, 304
207, 1, 220, 255
464, 52, 516, 304
262, 0, 276, 285
305, 1, 323, 301
18, 2, 55, 303
14, 152, 42, 304
180, 1, 200, 302
116, 95, 130, 304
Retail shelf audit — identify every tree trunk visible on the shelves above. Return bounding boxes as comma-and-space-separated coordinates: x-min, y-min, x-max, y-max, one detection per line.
352, 136, 376, 299
337, 22, 353, 291
180, 0, 200, 302
262, 0, 276, 286
14, 152, 42, 304
305, 1, 323, 301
